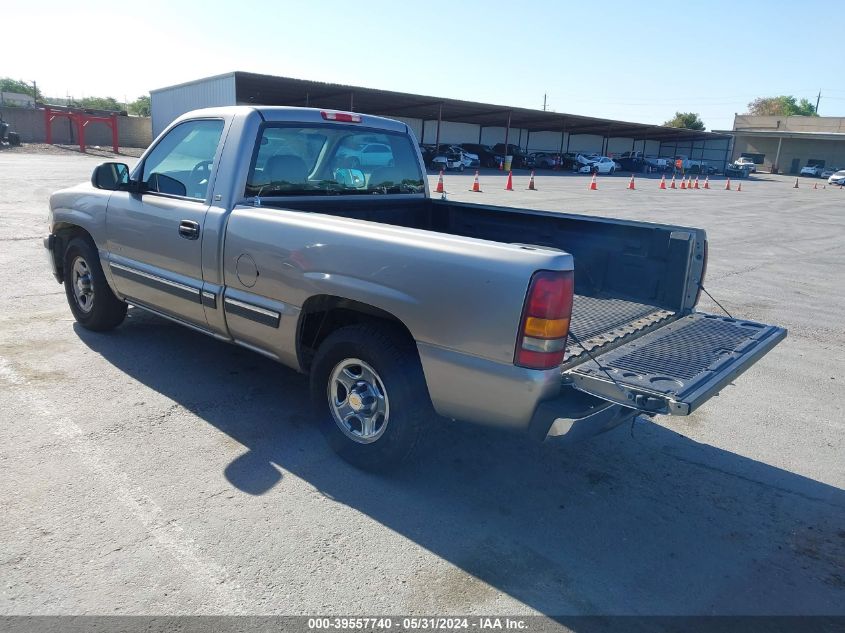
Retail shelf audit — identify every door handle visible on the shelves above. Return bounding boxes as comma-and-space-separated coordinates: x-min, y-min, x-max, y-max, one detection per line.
178, 220, 200, 240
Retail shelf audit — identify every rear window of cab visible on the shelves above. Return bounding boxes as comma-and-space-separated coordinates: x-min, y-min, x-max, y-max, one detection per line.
245, 124, 425, 197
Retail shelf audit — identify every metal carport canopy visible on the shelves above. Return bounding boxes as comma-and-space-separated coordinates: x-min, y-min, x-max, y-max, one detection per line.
232, 71, 729, 143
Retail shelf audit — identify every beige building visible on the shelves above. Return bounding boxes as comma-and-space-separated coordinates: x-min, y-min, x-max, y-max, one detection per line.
717, 115, 845, 174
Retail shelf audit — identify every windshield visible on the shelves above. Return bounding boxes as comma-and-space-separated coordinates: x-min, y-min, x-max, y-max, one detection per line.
245, 124, 425, 197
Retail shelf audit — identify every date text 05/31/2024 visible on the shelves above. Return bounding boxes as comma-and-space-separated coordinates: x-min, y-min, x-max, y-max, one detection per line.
307, 617, 528, 630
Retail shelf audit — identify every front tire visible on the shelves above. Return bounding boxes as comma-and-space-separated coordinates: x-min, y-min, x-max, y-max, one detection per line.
310, 324, 432, 471
63, 237, 127, 331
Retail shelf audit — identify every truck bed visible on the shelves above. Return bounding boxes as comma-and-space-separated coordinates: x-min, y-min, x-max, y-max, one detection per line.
266, 196, 701, 365
565, 295, 675, 366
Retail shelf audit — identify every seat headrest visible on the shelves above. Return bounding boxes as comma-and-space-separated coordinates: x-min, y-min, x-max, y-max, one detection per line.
264, 154, 308, 184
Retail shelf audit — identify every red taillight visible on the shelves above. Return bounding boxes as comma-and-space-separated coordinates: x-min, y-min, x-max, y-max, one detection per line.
515, 270, 574, 370
693, 239, 709, 306
321, 110, 361, 123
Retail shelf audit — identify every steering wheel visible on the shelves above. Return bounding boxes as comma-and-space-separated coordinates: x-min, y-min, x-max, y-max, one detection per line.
189, 160, 213, 196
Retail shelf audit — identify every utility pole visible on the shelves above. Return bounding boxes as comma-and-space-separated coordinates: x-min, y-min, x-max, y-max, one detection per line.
542, 93, 547, 111
32, 80, 38, 103
815, 90, 821, 115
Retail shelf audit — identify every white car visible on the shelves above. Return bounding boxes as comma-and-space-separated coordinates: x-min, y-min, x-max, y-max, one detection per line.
431, 151, 465, 172
454, 147, 480, 168
336, 142, 394, 169
827, 169, 845, 185
820, 167, 839, 179
800, 164, 824, 177
440, 146, 478, 169
578, 156, 617, 174
734, 157, 757, 173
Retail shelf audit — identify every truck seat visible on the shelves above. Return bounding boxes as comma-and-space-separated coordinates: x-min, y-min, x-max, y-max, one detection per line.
264, 154, 308, 185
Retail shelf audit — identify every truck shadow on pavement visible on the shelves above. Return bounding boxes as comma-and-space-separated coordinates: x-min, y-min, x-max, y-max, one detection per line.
76, 309, 845, 617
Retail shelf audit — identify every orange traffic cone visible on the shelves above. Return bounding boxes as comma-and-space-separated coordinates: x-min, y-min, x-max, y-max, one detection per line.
659, 175, 667, 189
470, 170, 482, 192
627, 174, 636, 190
435, 170, 444, 194
680, 177, 686, 189
813, 182, 818, 190
725, 178, 731, 190
670, 175, 677, 189
505, 170, 514, 191
527, 170, 537, 191
703, 176, 710, 189
737, 181, 742, 192
589, 173, 598, 190
693, 176, 700, 189
687, 176, 693, 190
793, 177, 799, 189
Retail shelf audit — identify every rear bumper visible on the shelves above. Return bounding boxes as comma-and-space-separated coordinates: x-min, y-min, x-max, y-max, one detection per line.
416, 342, 561, 432
44, 234, 62, 283
417, 341, 636, 442
527, 387, 638, 443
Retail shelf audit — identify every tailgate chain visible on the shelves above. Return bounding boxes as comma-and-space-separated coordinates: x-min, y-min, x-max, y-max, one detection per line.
698, 284, 733, 319
568, 330, 631, 403
569, 330, 647, 438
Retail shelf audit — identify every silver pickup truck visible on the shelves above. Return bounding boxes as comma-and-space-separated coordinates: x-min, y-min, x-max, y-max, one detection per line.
45, 106, 786, 470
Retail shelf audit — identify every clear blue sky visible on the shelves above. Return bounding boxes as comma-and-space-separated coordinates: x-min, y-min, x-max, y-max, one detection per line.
3, 0, 841, 130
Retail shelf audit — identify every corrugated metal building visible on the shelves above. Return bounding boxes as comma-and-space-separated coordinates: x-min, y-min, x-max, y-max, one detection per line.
151, 71, 733, 168
716, 115, 845, 174
151, 74, 236, 136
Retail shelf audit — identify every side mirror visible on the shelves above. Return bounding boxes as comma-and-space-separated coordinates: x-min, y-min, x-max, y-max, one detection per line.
92, 162, 130, 190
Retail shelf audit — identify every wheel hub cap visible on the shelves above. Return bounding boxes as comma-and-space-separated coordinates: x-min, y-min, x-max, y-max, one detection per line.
328, 358, 389, 444
71, 256, 95, 313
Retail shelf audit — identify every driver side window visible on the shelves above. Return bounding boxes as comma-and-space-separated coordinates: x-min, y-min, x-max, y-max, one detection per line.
142, 119, 224, 200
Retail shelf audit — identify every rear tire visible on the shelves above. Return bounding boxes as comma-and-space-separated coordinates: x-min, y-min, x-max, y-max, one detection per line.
63, 237, 127, 331
310, 324, 432, 471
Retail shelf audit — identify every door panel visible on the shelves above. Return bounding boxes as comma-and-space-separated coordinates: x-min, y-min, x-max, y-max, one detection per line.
106, 192, 209, 326
105, 118, 226, 328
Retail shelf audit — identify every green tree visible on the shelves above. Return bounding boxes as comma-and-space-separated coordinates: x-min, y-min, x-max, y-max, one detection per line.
70, 96, 123, 112
746, 96, 818, 116
0, 77, 42, 101
127, 95, 151, 117
663, 112, 706, 131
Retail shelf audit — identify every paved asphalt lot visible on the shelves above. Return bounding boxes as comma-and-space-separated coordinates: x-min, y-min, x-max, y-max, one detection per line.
1, 150, 843, 617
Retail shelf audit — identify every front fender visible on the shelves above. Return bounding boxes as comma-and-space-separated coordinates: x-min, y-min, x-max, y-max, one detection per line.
49, 184, 114, 291
49, 184, 110, 245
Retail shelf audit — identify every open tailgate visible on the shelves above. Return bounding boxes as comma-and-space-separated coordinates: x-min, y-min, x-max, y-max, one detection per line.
564, 313, 786, 415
